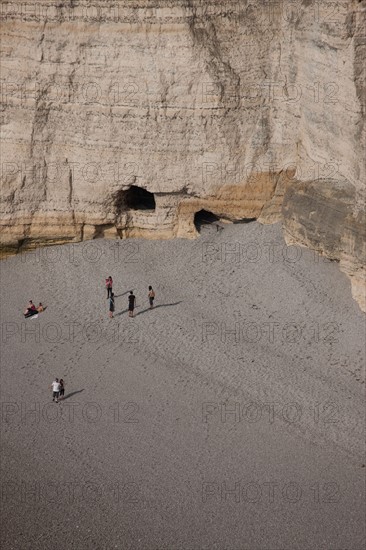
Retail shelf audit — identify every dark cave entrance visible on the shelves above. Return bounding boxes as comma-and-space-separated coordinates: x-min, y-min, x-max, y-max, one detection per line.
124, 185, 156, 210
113, 185, 156, 217
194, 209, 221, 232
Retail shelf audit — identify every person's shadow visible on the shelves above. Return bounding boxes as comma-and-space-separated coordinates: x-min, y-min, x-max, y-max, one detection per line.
113, 291, 130, 298
61, 389, 85, 401
135, 301, 182, 317
115, 308, 129, 317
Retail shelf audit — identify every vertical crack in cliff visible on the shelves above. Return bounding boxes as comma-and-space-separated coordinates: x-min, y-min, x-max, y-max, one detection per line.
29, 21, 49, 165
186, 0, 242, 155
66, 159, 76, 226
159, 71, 169, 112
68, 66, 77, 104
186, 2, 240, 108
39, 32, 45, 63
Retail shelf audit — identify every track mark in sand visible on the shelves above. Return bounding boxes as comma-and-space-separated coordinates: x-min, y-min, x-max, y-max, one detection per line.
96, 359, 110, 384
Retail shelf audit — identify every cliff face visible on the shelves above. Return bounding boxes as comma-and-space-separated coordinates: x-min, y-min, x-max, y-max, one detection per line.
1, 1, 365, 309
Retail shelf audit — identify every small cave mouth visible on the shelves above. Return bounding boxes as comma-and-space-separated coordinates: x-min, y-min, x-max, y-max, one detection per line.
124, 185, 156, 210
113, 185, 156, 215
194, 209, 221, 232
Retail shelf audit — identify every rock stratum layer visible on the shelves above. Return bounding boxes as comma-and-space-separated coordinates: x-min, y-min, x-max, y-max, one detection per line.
1, 1, 365, 309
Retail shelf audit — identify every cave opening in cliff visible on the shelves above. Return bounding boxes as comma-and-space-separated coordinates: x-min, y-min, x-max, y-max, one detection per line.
124, 185, 156, 211
194, 210, 221, 232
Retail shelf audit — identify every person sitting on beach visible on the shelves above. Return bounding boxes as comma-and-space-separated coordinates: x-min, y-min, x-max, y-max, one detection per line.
37, 303, 44, 312
24, 301, 37, 315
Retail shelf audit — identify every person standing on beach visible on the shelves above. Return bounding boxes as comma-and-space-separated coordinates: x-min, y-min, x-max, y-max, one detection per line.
128, 291, 136, 317
109, 292, 115, 318
148, 286, 155, 309
59, 379, 65, 400
106, 276, 113, 299
51, 378, 61, 403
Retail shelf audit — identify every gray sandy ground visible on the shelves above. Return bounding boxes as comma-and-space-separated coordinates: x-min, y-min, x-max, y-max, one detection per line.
0, 222, 365, 550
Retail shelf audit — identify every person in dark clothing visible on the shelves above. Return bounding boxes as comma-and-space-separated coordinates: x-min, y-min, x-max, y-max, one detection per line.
59, 379, 65, 399
128, 291, 136, 317
109, 292, 115, 318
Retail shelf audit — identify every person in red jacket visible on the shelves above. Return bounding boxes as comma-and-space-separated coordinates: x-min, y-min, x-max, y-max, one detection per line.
106, 276, 113, 298
24, 300, 37, 317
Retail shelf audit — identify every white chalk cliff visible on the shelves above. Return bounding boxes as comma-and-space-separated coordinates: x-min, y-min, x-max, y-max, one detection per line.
1, 1, 365, 309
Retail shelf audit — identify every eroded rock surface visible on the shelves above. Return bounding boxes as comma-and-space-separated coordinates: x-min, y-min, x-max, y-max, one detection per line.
282, 178, 366, 311
1, 1, 365, 308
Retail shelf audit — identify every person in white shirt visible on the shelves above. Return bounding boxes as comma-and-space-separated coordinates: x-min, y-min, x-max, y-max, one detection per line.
51, 378, 61, 403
